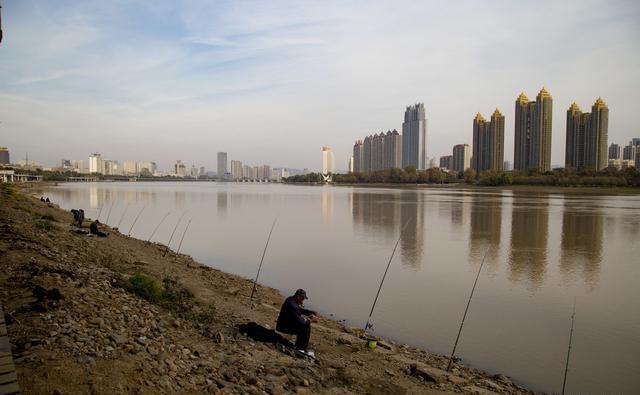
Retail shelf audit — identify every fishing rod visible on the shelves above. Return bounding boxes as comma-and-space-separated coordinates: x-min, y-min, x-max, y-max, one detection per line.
147, 211, 172, 243
105, 200, 115, 225
163, 211, 188, 256
176, 218, 192, 254
116, 205, 129, 229
446, 245, 491, 371
561, 298, 577, 395
127, 205, 147, 236
364, 219, 412, 332
96, 204, 104, 221
250, 216, 278, 301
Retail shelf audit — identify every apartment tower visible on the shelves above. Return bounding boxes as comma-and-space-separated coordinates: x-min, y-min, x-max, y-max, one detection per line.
452, 144, 471, 173
565, 98, 609, 170
384, 129, 402, 169
352, 140, 364, 173
402, 103, 427, 170
217, 152, 228, 178
472, 110, 504, 173
514, 88, 553, 172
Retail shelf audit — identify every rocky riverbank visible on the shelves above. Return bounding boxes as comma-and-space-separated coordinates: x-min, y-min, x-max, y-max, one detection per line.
0, 183, 539, 394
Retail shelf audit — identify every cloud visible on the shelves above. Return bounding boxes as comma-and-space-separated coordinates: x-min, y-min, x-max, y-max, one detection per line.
1, 0, 639, 170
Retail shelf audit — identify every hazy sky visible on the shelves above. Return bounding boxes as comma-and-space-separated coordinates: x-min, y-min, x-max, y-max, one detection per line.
1, 0, 639, 171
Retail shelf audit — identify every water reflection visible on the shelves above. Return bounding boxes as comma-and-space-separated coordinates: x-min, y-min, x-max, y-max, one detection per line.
217, 192, 228, 215
399, 192, 425, 269
508, 196, 549, 289
560, 204, 603, 288
350, 191, 424, 268
322, 187, 333, 222
469, 194, 502, 265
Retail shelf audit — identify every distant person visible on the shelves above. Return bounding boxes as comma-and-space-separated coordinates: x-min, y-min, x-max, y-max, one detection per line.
89, 220, 108, 237
276, 289, 318, 356
45, 197, 50, 203
78, 209, 85, 228
40, 197, 45, 202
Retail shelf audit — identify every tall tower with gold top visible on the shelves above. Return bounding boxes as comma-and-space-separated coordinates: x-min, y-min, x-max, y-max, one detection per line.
472, 109, 504, 173
565, 98, 609, 170
514, 88, 553, 172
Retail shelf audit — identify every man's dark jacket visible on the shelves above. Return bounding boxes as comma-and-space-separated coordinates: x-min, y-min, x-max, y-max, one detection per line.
276, 296, 315, 333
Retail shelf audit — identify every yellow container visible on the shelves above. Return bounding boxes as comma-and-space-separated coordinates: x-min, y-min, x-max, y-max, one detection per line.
367, 339, 377, 349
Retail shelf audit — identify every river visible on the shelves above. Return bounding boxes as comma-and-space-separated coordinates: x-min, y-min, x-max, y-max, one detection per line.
42, 182, 640, 394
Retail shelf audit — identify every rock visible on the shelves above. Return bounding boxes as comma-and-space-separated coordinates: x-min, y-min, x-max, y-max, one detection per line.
482, 379, 503, 391
225, 287, 240, 296
302, 379, 310, 387
493, 373, 513, 385
77, 355, 96, 366
110, 333, 127, 345
385, 369, 396, 377
294, 388, 310, 395
215, 332, 225, 344
461, 385, 501, 395
336, 334, 357, 345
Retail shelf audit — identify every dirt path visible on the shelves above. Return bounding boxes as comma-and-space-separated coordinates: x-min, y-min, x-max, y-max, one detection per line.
0, 184, 539, 394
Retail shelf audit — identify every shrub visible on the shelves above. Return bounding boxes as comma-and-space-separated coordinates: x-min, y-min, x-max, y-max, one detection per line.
127, 274, 162, 302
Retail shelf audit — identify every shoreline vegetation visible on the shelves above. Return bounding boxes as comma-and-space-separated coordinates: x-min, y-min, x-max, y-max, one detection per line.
0, 183, 539, 394
283, 166, 640, 188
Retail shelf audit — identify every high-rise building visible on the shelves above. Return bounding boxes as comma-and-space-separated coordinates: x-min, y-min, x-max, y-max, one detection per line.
623, 139, 640, 161
174, 160, 187, 177
348, 156, 354, 173
566, 98, 609, 170
89, 153, 104, 174
0, 147, 10, 164
123, 160, 137, 175
322, 146, 335, 174
608, 143, 621, 160
472, 109, 504, 173
585, 98, 609, 170
504, 161, 513, 171
636, 149, 640, 170
353, 140, 363, 173
217, 152, 227, 178
384, 129, 402, 169
371, 133, 385, 171
231, 160, 242, 179
363, 135, 373, 172
402, 103, 427, 170
439, 155, 453, 170
514, 88, 553, 172
452, 144, 470, 173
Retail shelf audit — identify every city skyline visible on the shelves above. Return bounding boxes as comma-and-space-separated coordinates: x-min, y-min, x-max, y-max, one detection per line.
0, 1, 638, 171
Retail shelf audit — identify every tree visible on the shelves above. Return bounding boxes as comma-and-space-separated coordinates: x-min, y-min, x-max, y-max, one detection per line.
463, 168, 476, 183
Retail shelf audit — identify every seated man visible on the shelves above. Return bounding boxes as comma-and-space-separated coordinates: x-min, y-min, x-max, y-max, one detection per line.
89, 219, 108, 237
276, 289, 318, 355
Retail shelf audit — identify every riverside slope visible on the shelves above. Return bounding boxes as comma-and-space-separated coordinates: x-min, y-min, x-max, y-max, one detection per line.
0, 184, 538, 395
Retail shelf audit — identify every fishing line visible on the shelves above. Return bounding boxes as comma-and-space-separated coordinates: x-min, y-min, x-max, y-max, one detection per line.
163, 210, 188, 256
250, 216, 278, 301
116, 205, 129, 228
105, 200, 115, 225
364, 218, 412, 332
176, 218, 192, 254
561, 297, 577, 395
127, 205, 147, 236
147, 211, 172, 243
446, 245, 491, 371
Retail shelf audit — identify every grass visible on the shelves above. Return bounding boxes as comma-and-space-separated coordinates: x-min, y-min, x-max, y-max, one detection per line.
127, 273, 163, 302
124, 273, 217, 324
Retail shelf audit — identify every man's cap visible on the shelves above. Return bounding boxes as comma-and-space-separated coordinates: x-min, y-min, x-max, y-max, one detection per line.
294, 289, 308, 299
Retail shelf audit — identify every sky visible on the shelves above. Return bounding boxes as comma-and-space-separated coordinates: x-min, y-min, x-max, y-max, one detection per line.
0, 0, 639, 172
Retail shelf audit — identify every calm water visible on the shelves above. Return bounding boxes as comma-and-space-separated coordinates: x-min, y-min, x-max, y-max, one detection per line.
44, 182, 640, 394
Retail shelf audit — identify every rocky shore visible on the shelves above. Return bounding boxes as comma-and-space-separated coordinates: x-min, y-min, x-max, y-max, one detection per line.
0, 183, 539, 394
